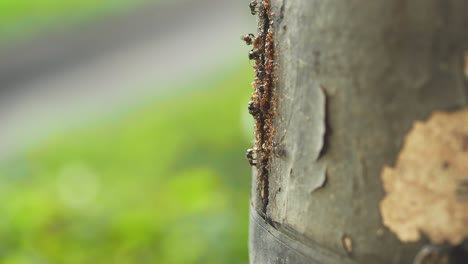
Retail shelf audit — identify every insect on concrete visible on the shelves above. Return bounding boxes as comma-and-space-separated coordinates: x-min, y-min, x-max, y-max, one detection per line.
249, 0, 258, 15
246, 148, 257, 166
257, 85, 265, 94
248, 100, 260, 116
241, 33, 255, 45
256, 67, 266, 79
249, 49, 261, 60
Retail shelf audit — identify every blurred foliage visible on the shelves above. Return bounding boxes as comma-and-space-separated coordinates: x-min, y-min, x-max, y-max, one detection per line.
0, 0, 144, 41
0, 65, 254, 263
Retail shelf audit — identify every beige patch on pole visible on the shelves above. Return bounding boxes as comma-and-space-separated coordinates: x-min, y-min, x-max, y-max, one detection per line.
380, 109, 468, 245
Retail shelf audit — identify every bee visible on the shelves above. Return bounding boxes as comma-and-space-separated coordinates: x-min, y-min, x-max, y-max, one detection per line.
249, 49, 261, 60
255, 65, 266, 79
248, 100, 260, 116
241, 33, 255, 45
249, 0, 258, 15
256, 85, 265, 94
246, 148, 257, 166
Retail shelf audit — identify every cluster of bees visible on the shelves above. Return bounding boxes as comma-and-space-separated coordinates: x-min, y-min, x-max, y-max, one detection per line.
241, 0, 273, 167
242, 0, 261, 167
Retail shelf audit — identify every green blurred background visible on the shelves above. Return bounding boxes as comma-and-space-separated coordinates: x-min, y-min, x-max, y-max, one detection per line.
0, 1, 254, 263
0, 0, 141, 42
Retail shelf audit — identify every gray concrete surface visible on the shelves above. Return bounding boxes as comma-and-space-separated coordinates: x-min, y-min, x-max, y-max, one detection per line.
0, 0, 255, 158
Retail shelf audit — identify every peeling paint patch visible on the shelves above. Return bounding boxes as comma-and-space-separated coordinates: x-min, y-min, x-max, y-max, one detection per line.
317, 86, 329, 159
380, 109, 468, 245
309, 168, 327, 194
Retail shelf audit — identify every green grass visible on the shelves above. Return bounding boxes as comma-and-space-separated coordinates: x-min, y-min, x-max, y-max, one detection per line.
0, 64, 254, 263
0, 0, 144, 42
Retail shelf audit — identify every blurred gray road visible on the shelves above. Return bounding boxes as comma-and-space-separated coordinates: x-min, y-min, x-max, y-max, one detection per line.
0, 0, 255, 158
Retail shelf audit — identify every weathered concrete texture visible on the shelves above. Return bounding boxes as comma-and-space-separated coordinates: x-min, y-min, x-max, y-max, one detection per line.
252, 0, 468, 263
249, 208, 358, 264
